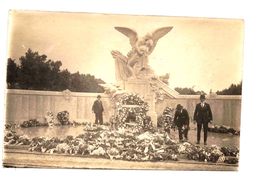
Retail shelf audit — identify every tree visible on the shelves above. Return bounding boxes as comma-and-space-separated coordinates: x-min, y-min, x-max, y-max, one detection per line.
7, 58, 19, 88
216, 81, 242, 95
56, 69, 71, 91
18, 49, 49, 89
46, 60, 62, 90
174, 87, 206, 95
69, 72, 105, 92
7, 49, 105, 92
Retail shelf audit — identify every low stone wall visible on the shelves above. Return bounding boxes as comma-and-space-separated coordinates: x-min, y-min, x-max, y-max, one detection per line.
5, 89, 114, 124
156, 95, 241, 130
5, 89, 241, 130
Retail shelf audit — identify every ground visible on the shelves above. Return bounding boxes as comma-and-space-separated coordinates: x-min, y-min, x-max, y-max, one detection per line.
170, 124, 239, 147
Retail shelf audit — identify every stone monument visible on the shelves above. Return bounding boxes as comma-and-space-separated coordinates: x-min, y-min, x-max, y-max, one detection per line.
111, 26, 178, 126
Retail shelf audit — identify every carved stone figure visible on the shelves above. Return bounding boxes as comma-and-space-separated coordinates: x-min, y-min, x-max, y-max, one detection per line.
159, 73, 170, 85
99, 83, 127, 104
62, 89, 72, 101
112, 27, 173, 81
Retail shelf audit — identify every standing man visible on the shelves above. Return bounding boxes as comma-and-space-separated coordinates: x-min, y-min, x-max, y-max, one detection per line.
92, 95, 104, 125
174, 104, 190, 142
193, 94, 213, 145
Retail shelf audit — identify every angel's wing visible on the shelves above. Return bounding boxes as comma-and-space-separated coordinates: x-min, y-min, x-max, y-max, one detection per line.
149, 27, 173, 53
152, 27, 173, 42
111, 50, 133, 80
114, 27, 138, 48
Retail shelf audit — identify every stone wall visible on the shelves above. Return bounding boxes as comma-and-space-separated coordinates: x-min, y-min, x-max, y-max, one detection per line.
156, 95, 241, 130
5, 89, 241, 130
5, 89, 114, 124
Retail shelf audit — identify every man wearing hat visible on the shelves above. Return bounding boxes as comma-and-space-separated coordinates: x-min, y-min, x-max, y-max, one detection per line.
193, 94, 213, 145
174, 104, 190, 142
92, 95, 104, 125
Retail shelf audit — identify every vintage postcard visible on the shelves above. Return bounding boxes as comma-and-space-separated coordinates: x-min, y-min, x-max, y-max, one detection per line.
3, 10, 243, 170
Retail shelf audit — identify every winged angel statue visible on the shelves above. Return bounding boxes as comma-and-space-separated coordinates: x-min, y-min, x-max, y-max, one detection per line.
111, 27, 173, 81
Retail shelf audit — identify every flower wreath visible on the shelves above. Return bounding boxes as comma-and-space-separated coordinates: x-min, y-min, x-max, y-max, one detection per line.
111, 93, 150, 128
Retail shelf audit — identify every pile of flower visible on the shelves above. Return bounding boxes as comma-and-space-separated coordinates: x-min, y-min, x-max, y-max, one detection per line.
57, 111, 70, 125
20, 119, 48, 128
220, 146, 239, 156
220, 146, 239, 164
4, 124, 239, 164
27, 123, 178, 161
208, 124, 240, 135
5, 123, 18, 130
157, 107, 174, 132
177, 142, 239, 164
110, 93, 150, 129
178, 143, 225, 163
4, 130, 30, 145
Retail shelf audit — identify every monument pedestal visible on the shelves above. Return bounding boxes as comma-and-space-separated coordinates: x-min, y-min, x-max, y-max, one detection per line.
112, 26, 175, 127
120, 79, 158, 126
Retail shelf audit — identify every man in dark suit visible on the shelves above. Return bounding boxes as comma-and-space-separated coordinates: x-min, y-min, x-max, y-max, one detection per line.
193, 94, 213, 145
174, 104, 190, 142
92, 95, 104, 125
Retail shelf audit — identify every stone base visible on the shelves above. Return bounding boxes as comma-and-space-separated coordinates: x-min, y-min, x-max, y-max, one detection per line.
119, 79, 158, 125
122, 79, 150, 96
147, 110, 158, 127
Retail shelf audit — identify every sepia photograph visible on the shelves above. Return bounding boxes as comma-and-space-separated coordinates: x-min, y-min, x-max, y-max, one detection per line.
3, 10, 243, 171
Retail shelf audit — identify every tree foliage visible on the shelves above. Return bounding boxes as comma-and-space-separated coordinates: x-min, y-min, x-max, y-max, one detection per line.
7, 58, 19, 88
6, 49, 105, 92
216, 82, 242, 95
174, 87, 206, 95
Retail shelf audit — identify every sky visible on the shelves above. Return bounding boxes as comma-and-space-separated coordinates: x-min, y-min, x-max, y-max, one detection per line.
7, 10, 244, 93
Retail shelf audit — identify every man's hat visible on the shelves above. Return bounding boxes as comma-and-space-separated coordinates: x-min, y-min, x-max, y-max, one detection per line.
176, 104, 183, 110
97, 95, 101, 98
200, 94, 206, 99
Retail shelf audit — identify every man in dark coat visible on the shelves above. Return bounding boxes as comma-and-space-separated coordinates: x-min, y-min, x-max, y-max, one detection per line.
92, 95, 104, 125
193, 94, 213, 145
174, 104, 190, 142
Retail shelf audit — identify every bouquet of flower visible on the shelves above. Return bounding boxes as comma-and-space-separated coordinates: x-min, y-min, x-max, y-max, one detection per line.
224, 156, 239, 164
5, 123, 18, 130
20, 119, 48, 128
4, 130, 30, 145
208, 124, 240, 135
157, 107, 174, 132
45, 111, 55, 126
57, 111, 70, 125
182, 143, 239, 164
220, 146, 239, 157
